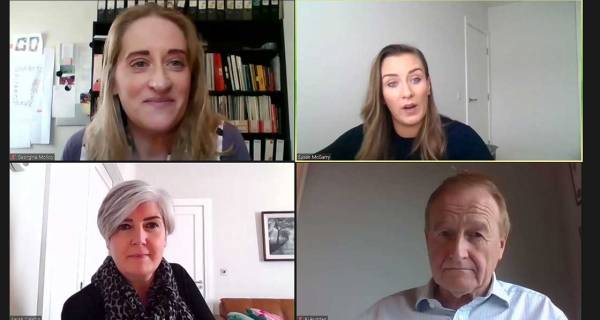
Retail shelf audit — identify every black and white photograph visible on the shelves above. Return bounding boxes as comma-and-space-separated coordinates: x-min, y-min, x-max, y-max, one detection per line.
262, 211, 295, 261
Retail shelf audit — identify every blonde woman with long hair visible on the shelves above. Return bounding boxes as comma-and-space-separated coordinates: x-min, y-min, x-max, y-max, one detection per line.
63, 4, 249, 160
319, 44, 492, 160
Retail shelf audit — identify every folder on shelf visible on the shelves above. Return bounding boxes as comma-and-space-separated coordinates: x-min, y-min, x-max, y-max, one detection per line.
116, 0, 125, 12
253, 139, 262, 161
223, 65, 232, 91
227, 55, 235, 91
244, 140, 251, 157
275, 139, 285, 161
225, 0, 235, 18
252, 0, 261, 19
264, 139, 274, 161
216, 0, 225, 19
271, 55, 281, 91
234, 0, 244, 20
275, 139, 284, 161
205, 53, 213, 90
271, 103, 278, 133
270, 0, 280, 18
97, 0, 107, 22
106, 0, 115, 18
196, 0, 207, 20
214, 53, 225, 91
243, 0, 252, 20
207, 0, 217, 19
235, 55, 245, 91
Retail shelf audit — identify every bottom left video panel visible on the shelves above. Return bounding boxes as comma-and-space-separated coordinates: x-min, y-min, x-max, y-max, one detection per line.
9, 162, 295, 320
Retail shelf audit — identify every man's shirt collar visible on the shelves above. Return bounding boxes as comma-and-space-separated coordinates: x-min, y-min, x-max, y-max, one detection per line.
415, 273, 510, 313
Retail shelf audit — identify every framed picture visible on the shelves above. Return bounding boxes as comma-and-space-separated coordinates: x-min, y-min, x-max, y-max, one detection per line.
261, 211, 294, 261
569, 163, 581, 205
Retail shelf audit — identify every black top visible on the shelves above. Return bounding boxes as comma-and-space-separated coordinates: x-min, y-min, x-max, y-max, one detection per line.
318, 116, 493, 160
61, 263, 215, 320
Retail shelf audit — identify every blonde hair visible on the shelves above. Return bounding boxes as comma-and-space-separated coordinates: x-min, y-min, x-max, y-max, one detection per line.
84, 4, 223, 160
356, 44, 446, 160
425, 172, 511, 238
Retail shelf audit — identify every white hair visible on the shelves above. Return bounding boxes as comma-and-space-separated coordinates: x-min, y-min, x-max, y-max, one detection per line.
97, 180, 175, 241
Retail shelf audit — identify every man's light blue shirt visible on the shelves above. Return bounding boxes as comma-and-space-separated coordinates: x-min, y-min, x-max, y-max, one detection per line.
361, 273, 567, 320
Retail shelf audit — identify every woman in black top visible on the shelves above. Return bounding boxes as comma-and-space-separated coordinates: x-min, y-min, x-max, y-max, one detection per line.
61, 180, 214, 320
319, 44, 493, 160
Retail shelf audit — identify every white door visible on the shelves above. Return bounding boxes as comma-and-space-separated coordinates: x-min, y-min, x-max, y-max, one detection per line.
163, 199, 212, 300
42, 164, 114, 320
9, 163, 48, 317
42, 164, 93, 320
80, 165, 114, 288
465, 19, 490, 143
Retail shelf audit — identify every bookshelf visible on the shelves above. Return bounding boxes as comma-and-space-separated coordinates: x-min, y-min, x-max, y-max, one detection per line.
89, 0, 290, 161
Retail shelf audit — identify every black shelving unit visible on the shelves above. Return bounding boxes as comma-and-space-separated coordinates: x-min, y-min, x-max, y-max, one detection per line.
89, 2, 290, 160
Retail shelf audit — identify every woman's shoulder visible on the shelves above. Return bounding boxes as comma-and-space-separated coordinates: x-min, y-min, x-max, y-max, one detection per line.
62, 283, 104, 319
318, 124, 364, 160
170, 262, 189, 279
62, 127, 86, 160
220, 122, 250, 161
440, 115, 493, 160
441, 115, 481, 139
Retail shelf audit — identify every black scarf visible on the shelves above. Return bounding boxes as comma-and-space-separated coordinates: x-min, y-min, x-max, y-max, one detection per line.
92, 256, 194, 320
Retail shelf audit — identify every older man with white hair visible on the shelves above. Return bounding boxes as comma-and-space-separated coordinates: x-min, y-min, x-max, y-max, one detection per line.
362, 172, 567, 320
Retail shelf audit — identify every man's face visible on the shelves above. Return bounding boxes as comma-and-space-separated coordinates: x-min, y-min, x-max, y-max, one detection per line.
425, 185, 506, 298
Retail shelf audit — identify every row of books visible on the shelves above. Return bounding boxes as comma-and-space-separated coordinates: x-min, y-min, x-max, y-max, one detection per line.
245, 138, 285, 161
97, 0, 282, 21
211, 95, 279, 133
206, 53, 280, 92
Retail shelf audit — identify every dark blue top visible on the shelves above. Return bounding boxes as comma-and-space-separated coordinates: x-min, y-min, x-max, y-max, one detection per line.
318, 116, 493, 160
62, 122, 250, 161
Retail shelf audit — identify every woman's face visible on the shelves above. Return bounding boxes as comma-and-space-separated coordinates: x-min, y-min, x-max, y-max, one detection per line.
108, 201, 167, 282
381, 53, 431, 137
113, 15, 191, 135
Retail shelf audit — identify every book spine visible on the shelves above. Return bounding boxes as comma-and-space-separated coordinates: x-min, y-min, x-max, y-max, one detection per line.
214, 53, 225, 91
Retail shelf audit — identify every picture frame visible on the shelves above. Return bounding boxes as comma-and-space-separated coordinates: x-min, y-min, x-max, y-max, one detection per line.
569, 163, 581, 206
261, 211, 294, 261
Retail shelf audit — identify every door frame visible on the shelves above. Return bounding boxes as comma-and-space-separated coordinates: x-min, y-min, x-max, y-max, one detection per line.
464, 16, 492, 143
172, 198, 214, 305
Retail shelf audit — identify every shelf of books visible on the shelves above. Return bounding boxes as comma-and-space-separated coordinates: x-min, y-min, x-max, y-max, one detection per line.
90, 0, 290, 161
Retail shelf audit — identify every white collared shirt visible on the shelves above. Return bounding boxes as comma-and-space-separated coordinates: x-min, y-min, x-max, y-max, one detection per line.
360, 273, 567, 320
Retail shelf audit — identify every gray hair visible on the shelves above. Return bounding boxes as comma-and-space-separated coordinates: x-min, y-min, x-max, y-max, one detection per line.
97, 180, 175, 241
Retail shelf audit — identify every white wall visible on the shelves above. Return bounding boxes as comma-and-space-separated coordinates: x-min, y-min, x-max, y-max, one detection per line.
296, 0, 488, 154
283, 1, 295, 152
488, 2, 580, 160
297, 163, 581, 320
10, 0, 295, 159
10, 163, 49, 316
130, 163, 295, 313
9, 1, 96, 158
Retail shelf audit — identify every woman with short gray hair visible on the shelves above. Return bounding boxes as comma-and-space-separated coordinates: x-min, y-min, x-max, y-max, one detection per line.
62, 180, 214, 319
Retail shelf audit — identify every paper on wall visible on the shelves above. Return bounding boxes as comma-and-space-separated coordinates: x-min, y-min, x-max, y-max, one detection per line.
10, 110, 32, 148
30, 47, 54, 144
52, 85, 76, 118
10, 33, 44, 54
60, 43, 74, 65
9, 46, 54, 148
